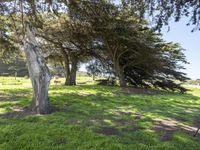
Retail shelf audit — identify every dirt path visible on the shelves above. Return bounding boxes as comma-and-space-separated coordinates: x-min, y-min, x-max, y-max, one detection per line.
154, 117, 199, 141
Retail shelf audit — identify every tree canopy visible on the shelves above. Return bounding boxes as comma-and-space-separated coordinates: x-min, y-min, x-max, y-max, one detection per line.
0, 0, 197, 113
121, 0, 200, 31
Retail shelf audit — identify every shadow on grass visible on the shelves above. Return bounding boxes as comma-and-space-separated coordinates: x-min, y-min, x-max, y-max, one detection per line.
49, 86, 200, 141
0, 84, 200, 143
0, 106, 36, 118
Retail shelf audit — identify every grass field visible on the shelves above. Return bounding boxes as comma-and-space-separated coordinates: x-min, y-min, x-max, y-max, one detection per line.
0, 77, 200, 149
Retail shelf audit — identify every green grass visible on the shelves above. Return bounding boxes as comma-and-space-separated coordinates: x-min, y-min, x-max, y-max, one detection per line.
0, 76, 93, 84
0, 77, 200, 149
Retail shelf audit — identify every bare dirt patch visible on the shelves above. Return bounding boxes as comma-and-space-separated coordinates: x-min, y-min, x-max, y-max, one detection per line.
154, 118, 197, 141
121, 126, 145, 133
193, 115, 200, 128
192, 114, 200, 138
96, 127, 120, 135
154, 119, 178, 141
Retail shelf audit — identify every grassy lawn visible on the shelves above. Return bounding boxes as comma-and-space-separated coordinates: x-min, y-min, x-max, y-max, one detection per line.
0, 77, 200, 149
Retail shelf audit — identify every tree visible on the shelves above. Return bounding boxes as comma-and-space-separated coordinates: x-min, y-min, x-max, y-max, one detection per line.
68, 1, 188, 91
0, 0, 197, 114
120, 0, 200, 31
0, 1, 55, 114
39, 13, 93, 86
67, 1, 152, 86
23, 22, 51, 114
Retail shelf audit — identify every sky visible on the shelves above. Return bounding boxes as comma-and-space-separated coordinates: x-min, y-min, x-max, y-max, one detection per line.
161, 18, 200, 80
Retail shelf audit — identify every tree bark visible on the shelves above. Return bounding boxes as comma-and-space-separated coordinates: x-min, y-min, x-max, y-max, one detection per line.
69, 54, 78, 85
92, 74, 95, 81
114, 61, 126, 87
23, 22, 51, 114
64, 58, 71, 85
61, 50, 77, 86
60, 48, 71, 85
118, 68, 126, 87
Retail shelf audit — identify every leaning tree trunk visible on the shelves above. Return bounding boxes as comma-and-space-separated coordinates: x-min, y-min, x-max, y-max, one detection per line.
69, 55, 78, 85
23, 22, 51, 114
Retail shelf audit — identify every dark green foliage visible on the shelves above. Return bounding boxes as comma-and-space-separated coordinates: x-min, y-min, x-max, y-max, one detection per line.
0, 17, 21, 62
68, 1, 188, 92
123, 42, 189, 92
121, 0, 200, 31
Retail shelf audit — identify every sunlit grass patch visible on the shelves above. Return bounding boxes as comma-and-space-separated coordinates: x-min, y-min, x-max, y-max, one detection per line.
0, 77, 200, 149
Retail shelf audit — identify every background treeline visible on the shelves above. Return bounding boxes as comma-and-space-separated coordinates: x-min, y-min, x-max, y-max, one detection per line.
0, 59, 28, 77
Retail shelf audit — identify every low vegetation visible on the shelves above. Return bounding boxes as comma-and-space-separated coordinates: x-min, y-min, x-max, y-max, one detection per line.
0, 77, 200, 149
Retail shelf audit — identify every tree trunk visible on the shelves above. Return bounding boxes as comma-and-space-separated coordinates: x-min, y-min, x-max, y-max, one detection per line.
69, 55, 78, 85
118, 68, 126, 87
61, 49, 71, 85
64, 60, 71, 85
92, 74, 95, 81
61, 51, 77, 86
23, 22, 51, 114
114, 61, 126, 87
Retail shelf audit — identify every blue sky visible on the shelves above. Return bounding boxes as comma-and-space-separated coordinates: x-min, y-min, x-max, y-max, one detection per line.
161, 18, 200, 79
